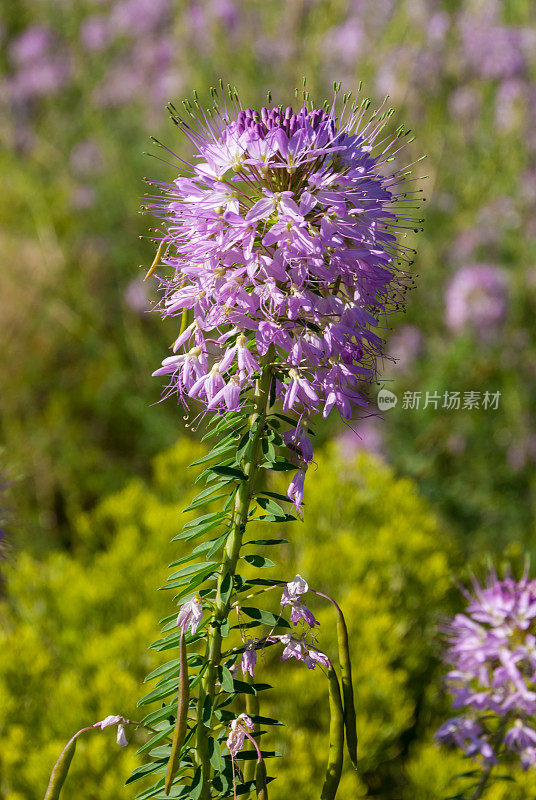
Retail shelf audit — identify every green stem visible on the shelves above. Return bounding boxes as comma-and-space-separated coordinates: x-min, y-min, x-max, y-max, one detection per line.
196, 361, 273, 799
244, 674, 261, 787
469, 716, 509, 800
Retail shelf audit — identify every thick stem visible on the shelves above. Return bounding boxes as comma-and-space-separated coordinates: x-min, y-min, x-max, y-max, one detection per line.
196, 362, 273, 799
470, 716, 509, 800
469, 765, 493, 800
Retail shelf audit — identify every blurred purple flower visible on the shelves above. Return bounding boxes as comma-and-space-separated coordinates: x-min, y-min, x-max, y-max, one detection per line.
459, 18, 526, 80
80, 16, 110, 52
9, 26, 54, 66
445, 264, 509, 340
437, 570, 536, 770
435, 715, 496, 765
70, 139, 104, 177
388, 324, 423, 371
495, 79, 528, 132
124, 277, 151, 314
336, 418, 384, 460
109, 0, 171, 36
448, 86, 482, 123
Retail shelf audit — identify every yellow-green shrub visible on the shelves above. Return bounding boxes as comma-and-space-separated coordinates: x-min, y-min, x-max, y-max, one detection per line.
0, 438, 456, 799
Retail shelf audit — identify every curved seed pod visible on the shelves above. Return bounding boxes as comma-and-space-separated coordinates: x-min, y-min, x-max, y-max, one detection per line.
335, 606, 358, 769
144, 239, 166, 281
320, 667, 344, 800
165, 628, 190, 795
255, 757, 268, 800
43, 736, 77, 800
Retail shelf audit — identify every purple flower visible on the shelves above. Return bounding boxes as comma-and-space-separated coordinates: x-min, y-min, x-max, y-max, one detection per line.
437, 570, 536, 771
435, 716, 496, 765
241, 644, 257, 678
177, 596, 203, 634
226, 713, 254, 757
445, 264, 509, 340
279, 634, 329, 670
286, 469, 306, 513
148, 91, 418, 420
387, 324, 423, 372
281, 574, 319, 628
504, 720, 536, 752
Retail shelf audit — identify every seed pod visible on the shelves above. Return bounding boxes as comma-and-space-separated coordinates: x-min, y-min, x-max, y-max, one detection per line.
320, 667, 344, 800
44, 736, 77, 800
336, 606, 358, 769
165, 628, 189, 795
255, 757, 268, 800
143, 239, 166, 281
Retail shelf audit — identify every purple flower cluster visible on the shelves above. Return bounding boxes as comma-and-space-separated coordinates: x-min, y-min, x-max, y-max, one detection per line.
436, 571, 536, 770
238, 574, 329, 677
150, 91, 415, 427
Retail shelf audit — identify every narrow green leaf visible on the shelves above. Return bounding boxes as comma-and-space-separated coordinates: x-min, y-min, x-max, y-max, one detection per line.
220, 572, 233, 605
206, 532, 229, 558
126, 759, 167, 785
136, 724, 174, 755
209, 465, 247, 480
208, 737, 224, 771
218, 665, 235, 693
260, 457, 297, 471
242, 555, 276, 569
168, 562, 218, 582
239, 607, 290, 628
256, 497, 285, 516
202, 695, 213, 727
244, 538, 288, 547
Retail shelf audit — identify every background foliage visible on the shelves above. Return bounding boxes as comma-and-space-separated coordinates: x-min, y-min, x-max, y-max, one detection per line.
1, 0, 535, 797
0, 442, 461, 800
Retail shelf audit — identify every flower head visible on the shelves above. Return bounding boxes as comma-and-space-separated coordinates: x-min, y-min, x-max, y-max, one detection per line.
149, 88, 418, 421
437, 569, 536, 770
177, 596, 203, 634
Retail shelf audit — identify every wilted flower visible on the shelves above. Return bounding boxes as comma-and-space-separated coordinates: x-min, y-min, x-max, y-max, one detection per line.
93, 715, 129, 746
150, 88, 417, 425
437, 569, 536, 771
177, 596, 203, 634
445, 264, 508, 340
226, 713, 254, 757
